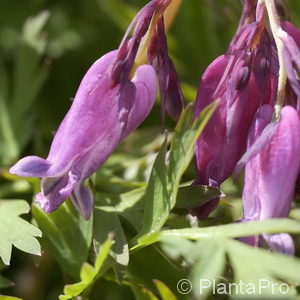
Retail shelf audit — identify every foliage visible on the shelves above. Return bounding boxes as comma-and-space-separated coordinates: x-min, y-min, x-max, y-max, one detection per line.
59, 235, 113, 300
0, 200, 41, 266
32, 201, 93, 279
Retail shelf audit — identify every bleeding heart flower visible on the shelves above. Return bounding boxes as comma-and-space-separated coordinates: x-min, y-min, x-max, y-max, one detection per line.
191, 4, 277, 219
241, 105, 300, 255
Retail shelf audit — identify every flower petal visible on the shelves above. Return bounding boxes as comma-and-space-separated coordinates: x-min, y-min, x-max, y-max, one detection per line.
263, 233, 295, 255
10, 156, 52, 178
70, 183, 94, 220
123, 64, 157, 138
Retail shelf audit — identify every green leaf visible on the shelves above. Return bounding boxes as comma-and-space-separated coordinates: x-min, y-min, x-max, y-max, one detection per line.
190, 239, 226, 299
160, 236, 195, 261
128, 246, 186, 299
134, 134, 168, 238
0, 200, 42, 265
160, 236, 225, 298
95, 187, 145, 231
131, 232, 161, 250
130, 282, 159, 300
153, 280, 177, 300
60, 282, 87, 299
161, 218, 300, 240
175, 185, 221, 209
134, 102, 218, 246
95, 184, 220, 234
94, 210, 129, 270
226, 239, 298, 298
161, 236, 226, 299
94, 234, 114, 272
160, 234, 300, 298
80, 263, 96, 284
0, 296, 23, 300
32, 201, 92, 279
132, 218, 300, 251
59, 235, 114, 300
228, 238, 300, 284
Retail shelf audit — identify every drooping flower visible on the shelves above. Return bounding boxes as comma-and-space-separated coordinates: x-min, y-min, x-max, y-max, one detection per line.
241, 105, 300, 255
9, 0, 182, 219
10, 50, 157, 219
191, 2, 277, 219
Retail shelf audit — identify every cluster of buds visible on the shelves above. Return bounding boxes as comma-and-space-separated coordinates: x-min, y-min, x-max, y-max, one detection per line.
10, 0, 183, 219
193, 0, 300, 254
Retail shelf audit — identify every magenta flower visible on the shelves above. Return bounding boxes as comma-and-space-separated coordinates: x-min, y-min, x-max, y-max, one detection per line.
8, 1, 174, 219
191, 7, 277, 219
9, 0, 183, 219
9, 51, 157, 219
241, 105, 300, 254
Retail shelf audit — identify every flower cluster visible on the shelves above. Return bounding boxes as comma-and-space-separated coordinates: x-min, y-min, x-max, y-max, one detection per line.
9, 0, 300, 255
193, 0, 300, 254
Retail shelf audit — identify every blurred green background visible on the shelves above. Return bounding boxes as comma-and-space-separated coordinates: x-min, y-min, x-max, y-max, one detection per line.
1, 0, 300, 299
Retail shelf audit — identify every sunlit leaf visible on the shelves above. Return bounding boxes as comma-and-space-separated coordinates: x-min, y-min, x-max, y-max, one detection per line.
94, 209, 129, 271
0, 296, 23, 300
161, 235, 300, 299
59, 235, 114, 300
226, 239, 299, 298
130, 282, 159, 300
0, 200, 41, 265
161, 218, 300, 240
153, 280, 177, 300
190, 239, 226, 299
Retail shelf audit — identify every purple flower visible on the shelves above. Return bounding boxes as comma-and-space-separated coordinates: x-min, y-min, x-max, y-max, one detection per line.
9, 0, 183, 219
241, 105, 300, 254
9, 0, 180, 218
10, 51, 157, 219
191, 7, 277, 219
